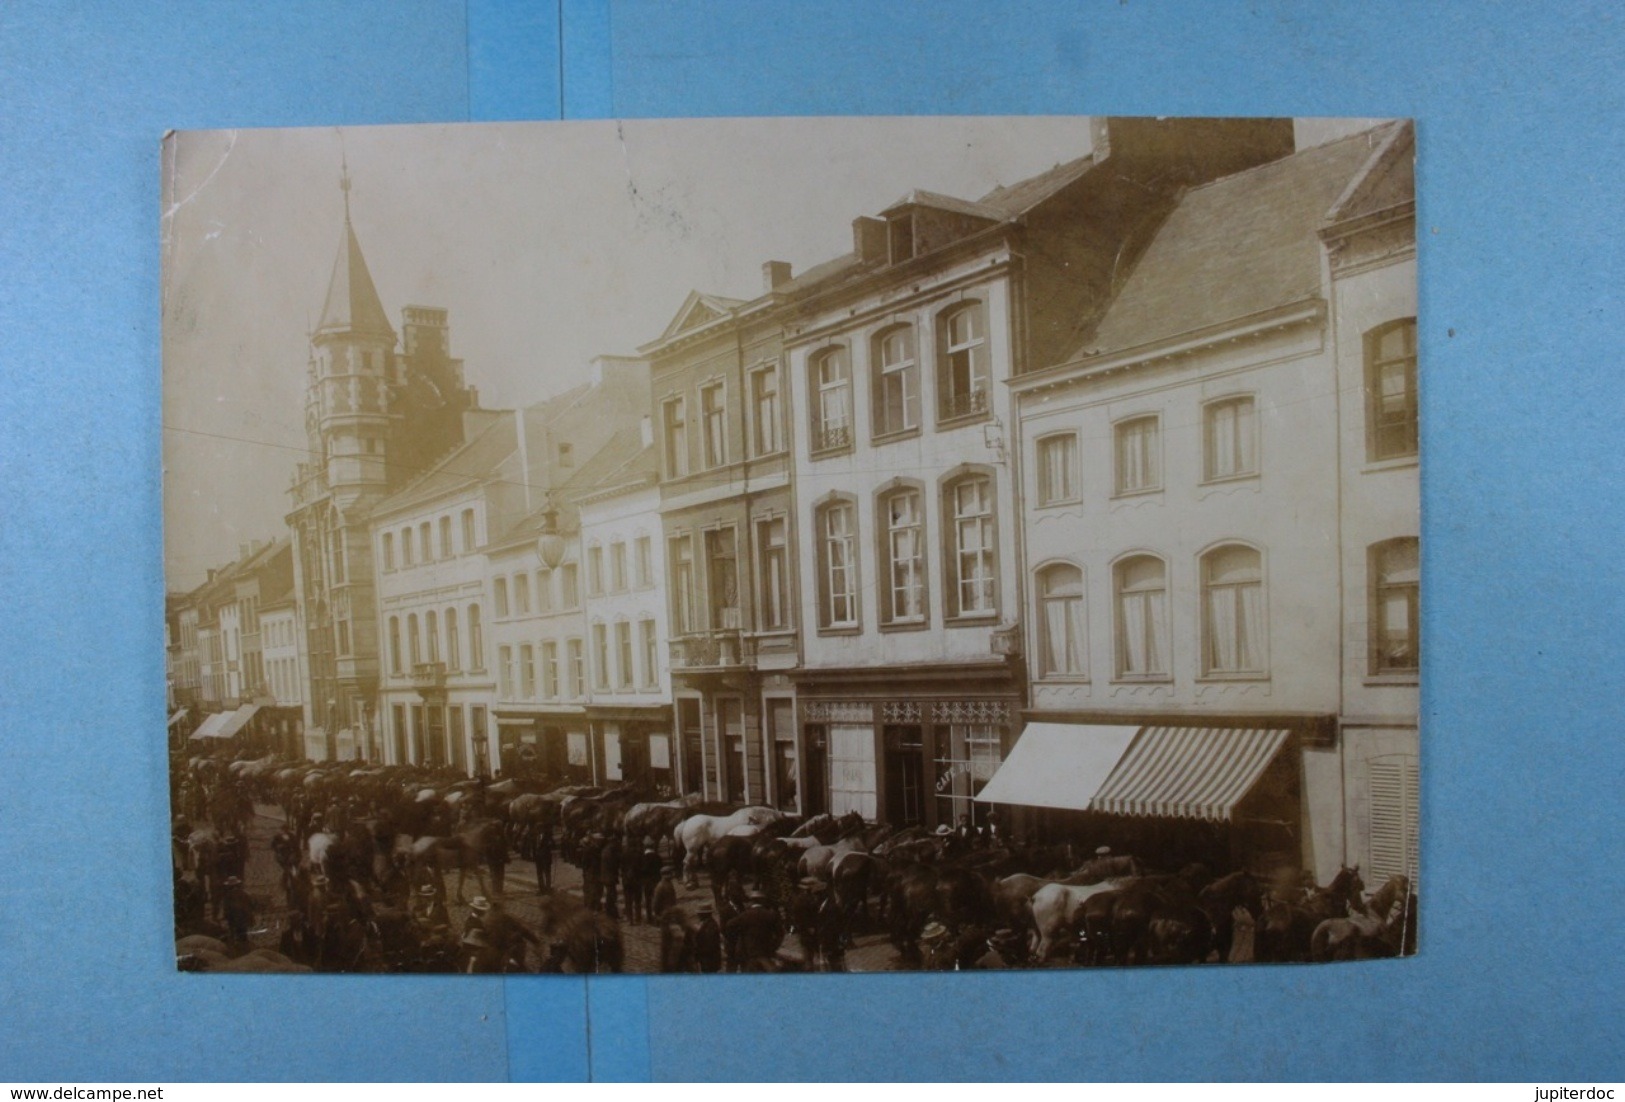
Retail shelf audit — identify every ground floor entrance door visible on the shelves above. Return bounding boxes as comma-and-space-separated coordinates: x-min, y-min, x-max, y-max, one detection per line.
883, 724, 926, 827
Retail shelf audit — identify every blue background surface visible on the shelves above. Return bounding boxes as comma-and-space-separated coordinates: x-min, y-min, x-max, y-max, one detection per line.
1, 0, 1620, 1082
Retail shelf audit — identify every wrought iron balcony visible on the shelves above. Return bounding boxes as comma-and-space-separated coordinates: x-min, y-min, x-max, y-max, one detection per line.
411, 662, 447, 692
940, 388, 989, 421
814, 424, 852, 452
669, 630, 750, 671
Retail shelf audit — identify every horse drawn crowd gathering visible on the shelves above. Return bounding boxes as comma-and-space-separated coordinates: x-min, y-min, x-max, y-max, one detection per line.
171, 750, 1416, 975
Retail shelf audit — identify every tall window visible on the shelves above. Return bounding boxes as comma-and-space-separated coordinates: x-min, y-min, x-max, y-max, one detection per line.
938, 303, 989, 421
670, 536, 696, 634
401, 527, 414, 566
1205, 396, 1258, 481
1202, 544, 1265, 676
425, 610, 439, 663
1036, 433, 1079, 506
559, 563, 579, 608
407, 613, 421, 666
493, 577, 509, 618
439, 516, 452, 559
700, 381, 727, 469
662, 396, 688, 477
513, 572, 531, 615
567, 638, 585, 698
498, 645, 513, 698
1367, 318, 1419, 461
519, 643, 536, 698
1037, 563, 1086, 678
388, 616, 402, 675
947, 475, 996, 618
541, 641, 559, 699
873, 326, 919, 437
610, 541, 627, 592
639, 618, 658, 688
419, 522, 432, 564
1115, 415, 1161, 495
381, 532, 395, 571
705, 528, 739, 630
757, 516, 789, 632
1114, 555, 1169, 679
467, 604, 483, 670
1371, 538, 1420, 674
587, 545, 604, 596
445, 607, 460, 671
635, 536, 652, 588
881, 487, 926, 624
615, 621, 634, 689
817, 499, 858, 628
460, 508, 476, 554
812, 347, 852, 452
536, 569, 553, 613
751, 365, 781, 456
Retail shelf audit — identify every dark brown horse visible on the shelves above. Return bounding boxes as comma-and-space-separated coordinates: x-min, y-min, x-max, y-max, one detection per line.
533, 891, 624, 973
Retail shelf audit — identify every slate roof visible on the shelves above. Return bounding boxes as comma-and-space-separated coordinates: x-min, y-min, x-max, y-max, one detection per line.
1076, 127, 1394, 359
374, 414, 517, 516
315, 217, 394, 340
975, 152, 1098, 218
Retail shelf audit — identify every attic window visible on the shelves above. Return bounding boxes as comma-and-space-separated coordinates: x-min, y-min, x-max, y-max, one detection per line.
558, 442, 574, 468
888, 215, 915, 264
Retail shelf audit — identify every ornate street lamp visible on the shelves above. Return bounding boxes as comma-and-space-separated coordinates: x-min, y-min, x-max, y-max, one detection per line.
535, 494, 567, 570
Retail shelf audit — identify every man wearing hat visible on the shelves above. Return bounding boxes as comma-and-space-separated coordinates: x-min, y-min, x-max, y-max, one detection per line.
788, 877, 825, 971
692, 904, 723, 974
460, 926, 502, 974
221, 875, 254, 945
724, 890, 785, 973
409, 882, 451, 941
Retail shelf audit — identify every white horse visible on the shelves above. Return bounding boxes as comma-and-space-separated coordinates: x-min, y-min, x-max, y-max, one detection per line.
673, 806, 780, 884
1030, 880, 1127, 961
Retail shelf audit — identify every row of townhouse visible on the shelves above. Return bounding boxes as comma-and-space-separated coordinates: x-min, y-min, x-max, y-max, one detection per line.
165, 538, 304, 754
266, 117, 1416, 885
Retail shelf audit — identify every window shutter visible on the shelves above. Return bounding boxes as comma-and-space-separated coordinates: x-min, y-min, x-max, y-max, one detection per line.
1368, 757, 1420, 886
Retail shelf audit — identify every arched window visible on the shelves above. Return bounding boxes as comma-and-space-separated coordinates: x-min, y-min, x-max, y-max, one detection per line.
1203, 396, 1258, 481
425, 609, 440, 664
872, 325, 919, 437
493, 576, 510, 618
388, 616, 402, 675
1037, 563, 1086, 678
815, 498, 859, 629
944, 473, 997, 619
1370, 537, 1419, 673
444, 607, 460, 671
937, 302, 989, 422
1366, 318, 1418, 460
467, 604, 484, 671
1201, 544, 1265, 675
401, 526, 414, 566
406, 613, 421, 667
381, 532, 395, 571
878, 485, 927, 625
1114, 555, 1168, 679
811, 346, 853, 453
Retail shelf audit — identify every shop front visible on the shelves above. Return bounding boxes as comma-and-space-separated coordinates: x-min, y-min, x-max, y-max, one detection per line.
587, 708, 676, 795
796, 663, 1022, 830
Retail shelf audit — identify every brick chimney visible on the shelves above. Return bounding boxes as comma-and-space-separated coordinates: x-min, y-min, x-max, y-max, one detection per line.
762, 260, 792, 292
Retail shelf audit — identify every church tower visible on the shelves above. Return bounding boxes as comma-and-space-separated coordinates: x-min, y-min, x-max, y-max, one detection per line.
286, 168, 473, 761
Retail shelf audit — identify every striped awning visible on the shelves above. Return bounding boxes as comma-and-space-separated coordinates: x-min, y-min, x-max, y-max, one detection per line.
212, 703, 261, 740
1091, 726, 1290, 822
974, 723, 1141, 811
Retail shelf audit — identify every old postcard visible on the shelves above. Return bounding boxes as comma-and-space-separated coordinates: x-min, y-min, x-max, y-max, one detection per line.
163, 116, 1418, 974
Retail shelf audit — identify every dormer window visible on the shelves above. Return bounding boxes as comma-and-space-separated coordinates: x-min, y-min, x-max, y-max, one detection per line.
888, 215, 914, 264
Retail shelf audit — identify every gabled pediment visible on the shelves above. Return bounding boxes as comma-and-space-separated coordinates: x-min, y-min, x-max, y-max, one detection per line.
659, 290, 746, 341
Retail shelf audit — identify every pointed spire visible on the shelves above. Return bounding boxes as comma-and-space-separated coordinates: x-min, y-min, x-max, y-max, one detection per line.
315, 167, 393, 341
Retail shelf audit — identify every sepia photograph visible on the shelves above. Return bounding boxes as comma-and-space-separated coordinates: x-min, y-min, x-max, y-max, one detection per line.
162, 114, 1418, 976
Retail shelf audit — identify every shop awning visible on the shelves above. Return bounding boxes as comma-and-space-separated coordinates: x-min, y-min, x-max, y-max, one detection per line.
974, 723, 1141, 811
167, 708, 188, 729
212, 703, 261, 740
1090, 726, 1291, 823
189, 712, 230, 740
976, 722, 1291, 822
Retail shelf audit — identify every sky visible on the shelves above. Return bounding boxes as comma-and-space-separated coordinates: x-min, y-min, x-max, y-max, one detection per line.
161, 115, 1379, 591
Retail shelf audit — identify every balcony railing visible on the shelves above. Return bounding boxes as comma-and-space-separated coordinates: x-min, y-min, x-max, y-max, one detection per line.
814, 424, 852, 452
669, 630, 750, 671
940, 388, 989, 421
411, 662, 447, 692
